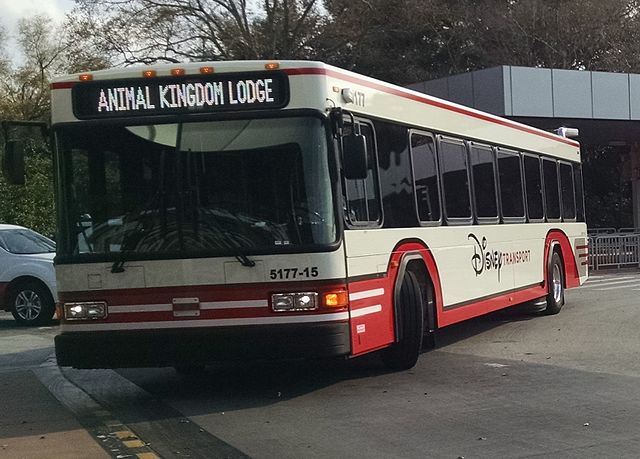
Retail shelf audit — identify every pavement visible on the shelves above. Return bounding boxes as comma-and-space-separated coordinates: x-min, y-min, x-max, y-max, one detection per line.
0, 313, 109, 459
0, 369, 109, 459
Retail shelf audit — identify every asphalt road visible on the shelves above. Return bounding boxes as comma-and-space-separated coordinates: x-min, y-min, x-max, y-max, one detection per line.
2, 270, 640, 458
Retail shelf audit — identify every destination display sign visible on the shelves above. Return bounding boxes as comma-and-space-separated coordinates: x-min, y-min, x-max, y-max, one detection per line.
72, 71, 289, 119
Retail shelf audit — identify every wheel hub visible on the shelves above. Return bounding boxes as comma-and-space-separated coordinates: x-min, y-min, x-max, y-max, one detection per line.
15, 290, 42, 321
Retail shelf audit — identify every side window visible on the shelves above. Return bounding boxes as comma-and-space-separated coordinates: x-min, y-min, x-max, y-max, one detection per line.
469, 143, 498, 221
573, 163, 585, 222
344, 121, 382, 225
410, 132, 441, 223
523, 154, 544, 221
497, 149, 525, 220
439, 137, 471, 221
543, 158, 561, 220
559, 162, 576, 221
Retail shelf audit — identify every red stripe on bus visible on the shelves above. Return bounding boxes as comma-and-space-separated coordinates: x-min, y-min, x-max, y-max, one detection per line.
578, 253, 589, 258
439, 284, 547, 327
581, 261, 589, 266
284, 67, 579, 148
50, 82, 76, 90
575, 245, 589, 250
59, 279, 348, 305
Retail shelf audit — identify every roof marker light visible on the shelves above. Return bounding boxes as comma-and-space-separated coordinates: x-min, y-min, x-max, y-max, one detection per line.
171, 68, 185, 76
143, 70, 157, 78
200, 66, 214, 74
78, 73, 93, 81
265, 62, 280, 70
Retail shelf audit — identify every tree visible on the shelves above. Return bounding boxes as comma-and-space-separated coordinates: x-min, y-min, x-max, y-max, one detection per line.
69, 0, 326, 65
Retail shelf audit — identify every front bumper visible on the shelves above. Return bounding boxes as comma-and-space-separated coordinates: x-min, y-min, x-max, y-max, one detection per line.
55, 322, 351, 369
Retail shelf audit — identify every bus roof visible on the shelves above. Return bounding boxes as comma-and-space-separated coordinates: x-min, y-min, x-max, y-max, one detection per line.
51, 60, 579, 159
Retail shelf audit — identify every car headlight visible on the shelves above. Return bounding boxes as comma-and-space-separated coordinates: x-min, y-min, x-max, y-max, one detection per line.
64, 302, 108, 320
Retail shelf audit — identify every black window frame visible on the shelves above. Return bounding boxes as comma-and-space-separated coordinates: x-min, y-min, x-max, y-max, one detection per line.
408, 129, 442, 227
342, 117, 384, 228
522, 153, 545, 223
558, 160, 577, 222
573, 162, 586, 222
468, 141, 499, 225
542, 157, 561, 222
437, 135, 473, 225
496, 147, 526, 223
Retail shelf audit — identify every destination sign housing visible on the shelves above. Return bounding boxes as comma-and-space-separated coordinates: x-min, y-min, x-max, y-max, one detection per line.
72, 71, 289, 119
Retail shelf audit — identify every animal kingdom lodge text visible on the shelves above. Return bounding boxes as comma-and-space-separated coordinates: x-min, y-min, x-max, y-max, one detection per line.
95, 78, 277, 113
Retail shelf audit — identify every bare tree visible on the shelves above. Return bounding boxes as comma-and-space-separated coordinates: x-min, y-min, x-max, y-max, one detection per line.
69, 0, 325, 65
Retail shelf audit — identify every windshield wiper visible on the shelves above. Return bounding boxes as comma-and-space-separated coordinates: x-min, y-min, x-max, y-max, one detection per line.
199, 208, 256, 267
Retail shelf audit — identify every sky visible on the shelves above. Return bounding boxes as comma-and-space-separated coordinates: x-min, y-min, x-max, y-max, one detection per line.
0, 0, 75, 62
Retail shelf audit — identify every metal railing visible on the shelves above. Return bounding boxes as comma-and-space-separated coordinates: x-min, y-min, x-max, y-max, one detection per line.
589, 231, 640, 270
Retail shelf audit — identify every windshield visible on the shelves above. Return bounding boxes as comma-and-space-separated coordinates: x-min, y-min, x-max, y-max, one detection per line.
0, 229, 56, 254
56, 116, 336, 260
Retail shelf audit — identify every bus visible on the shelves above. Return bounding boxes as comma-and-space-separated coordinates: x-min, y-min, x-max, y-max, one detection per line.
37, 60, 587, 370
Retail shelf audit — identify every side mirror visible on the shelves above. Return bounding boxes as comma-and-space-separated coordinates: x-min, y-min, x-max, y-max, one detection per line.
342, 133, 368, 180
3, 140, 26, 185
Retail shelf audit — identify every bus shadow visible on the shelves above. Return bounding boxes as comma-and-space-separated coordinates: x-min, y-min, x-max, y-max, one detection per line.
434, 304, 539, 348
117, 305, 540, 418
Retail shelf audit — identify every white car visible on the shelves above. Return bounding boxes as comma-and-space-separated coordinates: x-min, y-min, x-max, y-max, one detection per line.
0, 224, 57, 325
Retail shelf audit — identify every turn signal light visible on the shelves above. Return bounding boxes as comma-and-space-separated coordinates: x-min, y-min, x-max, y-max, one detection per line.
171, 68, 185, 76
323, 290, 349, 308
78, 73, 93, 81
265, 62, 280, 70
200, 66, 214, 74
142, 70, 157, 78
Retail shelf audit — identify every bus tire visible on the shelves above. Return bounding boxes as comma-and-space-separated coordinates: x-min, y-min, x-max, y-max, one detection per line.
381, 271, 424, 371
543, 251, 565, 315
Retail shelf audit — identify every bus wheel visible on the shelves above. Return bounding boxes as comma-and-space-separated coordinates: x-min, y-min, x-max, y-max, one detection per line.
381, 271, 424, 371
543, 251, 565, 315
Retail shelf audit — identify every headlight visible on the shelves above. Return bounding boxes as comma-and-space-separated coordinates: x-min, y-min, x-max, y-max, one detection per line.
271, 292, 318, 312
64, 302, 108, 320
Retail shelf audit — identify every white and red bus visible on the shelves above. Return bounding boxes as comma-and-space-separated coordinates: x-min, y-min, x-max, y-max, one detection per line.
42, 61, 587, 370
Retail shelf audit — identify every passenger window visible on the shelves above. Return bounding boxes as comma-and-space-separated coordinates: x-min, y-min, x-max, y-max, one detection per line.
439, 137, 471, 220
470, 144, 498, 220
524, 155, 544, 221
559, 162, 576, 220
573, 163, 585, 222
497, 149, 525, 219
410, 133, 441, 223
543, 158, 560, 220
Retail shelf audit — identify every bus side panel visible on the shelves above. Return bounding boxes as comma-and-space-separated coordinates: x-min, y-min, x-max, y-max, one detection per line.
348, 276, 395, 356
347, 240, 444, 357
545, 230, 582, 289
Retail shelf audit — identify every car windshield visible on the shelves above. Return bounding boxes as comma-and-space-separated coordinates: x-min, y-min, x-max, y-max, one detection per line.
0, 229, 56, 254
55, 116, 336, 259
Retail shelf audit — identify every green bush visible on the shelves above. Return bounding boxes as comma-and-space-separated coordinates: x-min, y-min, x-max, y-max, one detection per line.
0, 143, 56, 238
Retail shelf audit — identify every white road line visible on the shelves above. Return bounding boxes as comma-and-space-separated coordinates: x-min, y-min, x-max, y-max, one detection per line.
582, 279, 640, 289
593, 282, 640, 291
585, 275, 637, 284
